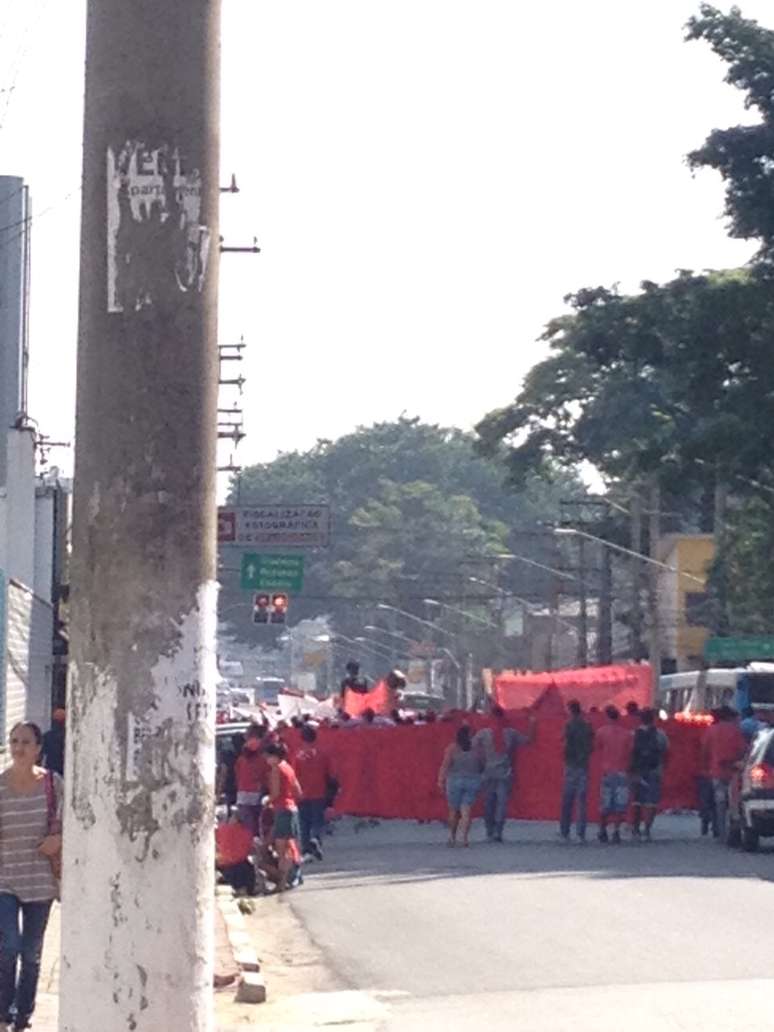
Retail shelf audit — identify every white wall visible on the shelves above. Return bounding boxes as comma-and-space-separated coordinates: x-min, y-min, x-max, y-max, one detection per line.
33, 489, 55, 602
0, 427, 57, 756
4, 428, 36, 588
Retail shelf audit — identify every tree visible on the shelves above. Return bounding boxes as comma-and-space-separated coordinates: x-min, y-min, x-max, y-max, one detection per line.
708, 494, 774, 634
475, 270, 774, 503
219, 418, 583, 652
687, 4, 774, 259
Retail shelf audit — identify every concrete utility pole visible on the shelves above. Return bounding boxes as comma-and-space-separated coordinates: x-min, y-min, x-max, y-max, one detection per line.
61, 3, 221, 1030
629, 490, 645, 660
647, 479, 662, 703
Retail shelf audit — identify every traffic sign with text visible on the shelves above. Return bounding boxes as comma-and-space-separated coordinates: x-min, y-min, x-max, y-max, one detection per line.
705, 636, 774, 662
219, 505, 330, 548
240, 553, 304, 592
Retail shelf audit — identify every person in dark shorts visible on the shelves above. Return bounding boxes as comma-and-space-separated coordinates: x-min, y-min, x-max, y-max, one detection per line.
630, 709, 669, 840
560, 700, 594, 842
596, 706, 633, 844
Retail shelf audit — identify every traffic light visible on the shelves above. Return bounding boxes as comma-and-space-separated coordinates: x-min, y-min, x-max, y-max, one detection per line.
253, 593, 270, 624
270, 593, 289, 624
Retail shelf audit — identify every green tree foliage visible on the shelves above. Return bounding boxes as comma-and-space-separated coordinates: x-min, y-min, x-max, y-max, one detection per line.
475, 270, 774, 499
709, 495, 774, 633
220, 418, 581, 646
687, 5, 774, 257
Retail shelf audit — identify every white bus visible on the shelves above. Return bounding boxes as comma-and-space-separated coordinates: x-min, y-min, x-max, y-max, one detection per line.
659, 666, 774, 715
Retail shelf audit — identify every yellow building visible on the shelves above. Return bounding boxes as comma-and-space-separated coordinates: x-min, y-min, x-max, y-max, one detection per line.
656, 534, 715, 672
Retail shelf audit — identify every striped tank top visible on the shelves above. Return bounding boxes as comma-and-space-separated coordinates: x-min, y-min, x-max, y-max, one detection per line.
0, 770, 62, 902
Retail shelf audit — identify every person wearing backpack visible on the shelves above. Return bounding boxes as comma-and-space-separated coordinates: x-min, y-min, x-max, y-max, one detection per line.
630, 708, 669, 840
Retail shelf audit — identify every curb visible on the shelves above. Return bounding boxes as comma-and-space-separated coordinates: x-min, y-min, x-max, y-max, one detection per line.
215, 885, 267, 1004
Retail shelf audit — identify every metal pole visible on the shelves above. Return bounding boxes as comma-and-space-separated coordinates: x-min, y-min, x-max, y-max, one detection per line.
62, 2, 221, 1029
647, 479, 662, 703
597, 541, 613, 665
576, 535, 589, 666
630, 491, 644, 660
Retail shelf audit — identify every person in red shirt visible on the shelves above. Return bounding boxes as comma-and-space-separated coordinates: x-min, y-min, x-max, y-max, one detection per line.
234, 725, 268, 836
265, 742, 303, 892
215, 818, 256, 896
702, 706, 747, 841
595, 705, 633, 844
294, 724, 334, 861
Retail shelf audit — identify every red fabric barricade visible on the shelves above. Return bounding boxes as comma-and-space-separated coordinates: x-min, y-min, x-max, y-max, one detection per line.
296, 712, 703, 823
493, 664, 652, 713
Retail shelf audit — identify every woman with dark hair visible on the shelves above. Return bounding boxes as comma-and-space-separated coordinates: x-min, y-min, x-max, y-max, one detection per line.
264, 742, 303, 892
0, 722, 62, 1031
437, 725, 483, 847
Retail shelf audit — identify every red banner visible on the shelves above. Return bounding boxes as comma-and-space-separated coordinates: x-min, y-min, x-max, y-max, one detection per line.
286, 711, 704, 822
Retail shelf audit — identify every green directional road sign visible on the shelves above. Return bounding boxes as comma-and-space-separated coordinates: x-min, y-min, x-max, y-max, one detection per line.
705, 635, 774, 663
240, 553, 304, 592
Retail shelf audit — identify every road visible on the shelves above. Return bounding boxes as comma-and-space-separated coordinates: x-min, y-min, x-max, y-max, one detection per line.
224, 817, 774, 1031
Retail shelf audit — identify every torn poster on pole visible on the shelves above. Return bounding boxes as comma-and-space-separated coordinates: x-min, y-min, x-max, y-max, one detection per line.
106, 142, 211, 313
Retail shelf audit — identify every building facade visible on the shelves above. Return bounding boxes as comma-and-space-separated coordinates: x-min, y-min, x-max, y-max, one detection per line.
657, 534, 715, 672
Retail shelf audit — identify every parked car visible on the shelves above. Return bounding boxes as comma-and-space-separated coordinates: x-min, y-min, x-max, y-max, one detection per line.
727, 726, 774, 852
215, 721, 251, 768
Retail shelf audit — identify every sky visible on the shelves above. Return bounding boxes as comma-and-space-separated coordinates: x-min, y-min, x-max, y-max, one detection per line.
1, 0, 771, 483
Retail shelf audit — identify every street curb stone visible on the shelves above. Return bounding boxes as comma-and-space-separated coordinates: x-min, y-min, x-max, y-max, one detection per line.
235, 971, 267, 1004
215, 887, 265, 1004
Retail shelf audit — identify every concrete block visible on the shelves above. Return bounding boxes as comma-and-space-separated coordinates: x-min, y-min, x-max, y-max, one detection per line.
236, 972, 266, 1004
233, 950, 261, 973
228, 933, 252, 955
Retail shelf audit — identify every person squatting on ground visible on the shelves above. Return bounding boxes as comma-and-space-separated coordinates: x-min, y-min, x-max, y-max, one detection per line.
560, 700, 594, 842
630, 708, 669, 840
265, 742, 303, 892
215, 817, 256, 897
0, 723, 63, 1032
596, 705, 632, 844
474, 704, 536, 843
438, 724, 483, 847
293, 724, 335, 861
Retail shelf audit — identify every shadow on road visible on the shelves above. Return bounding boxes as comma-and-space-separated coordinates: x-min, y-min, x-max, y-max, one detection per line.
300, 819, 774, 892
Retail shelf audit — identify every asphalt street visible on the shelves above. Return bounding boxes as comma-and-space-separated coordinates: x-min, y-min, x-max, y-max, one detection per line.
235, 816, 774, 1031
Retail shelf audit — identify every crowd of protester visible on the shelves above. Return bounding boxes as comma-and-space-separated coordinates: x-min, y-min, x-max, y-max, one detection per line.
214, 657, 760, 898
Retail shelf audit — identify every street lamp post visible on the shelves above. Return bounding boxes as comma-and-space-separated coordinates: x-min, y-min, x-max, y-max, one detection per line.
467, 576, 579, 670
423, 597, 498, 630
375, 602, 458, 641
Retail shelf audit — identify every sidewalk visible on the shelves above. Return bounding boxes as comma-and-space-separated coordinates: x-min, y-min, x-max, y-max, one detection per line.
31, 900, 240, 1031
32, 903, 58, 1031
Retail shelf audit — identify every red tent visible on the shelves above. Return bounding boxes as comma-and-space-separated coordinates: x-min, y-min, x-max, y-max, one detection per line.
494, 663, 652, 713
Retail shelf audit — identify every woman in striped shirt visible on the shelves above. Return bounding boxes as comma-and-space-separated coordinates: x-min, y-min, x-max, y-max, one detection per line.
0, 722, 62, 1032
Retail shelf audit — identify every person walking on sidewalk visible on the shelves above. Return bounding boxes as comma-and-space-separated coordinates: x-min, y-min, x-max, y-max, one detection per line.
630, 709, 669, 841
474, 704, 536, 843
596, 706, 632, 844
0, 722, 62, 1032
438, 724, 483, 847
560, 700, 594, 842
